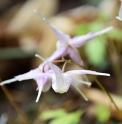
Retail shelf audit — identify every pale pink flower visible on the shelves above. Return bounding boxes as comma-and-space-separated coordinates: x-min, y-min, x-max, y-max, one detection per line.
34, 10, 113, 69
36, 54, 110, 101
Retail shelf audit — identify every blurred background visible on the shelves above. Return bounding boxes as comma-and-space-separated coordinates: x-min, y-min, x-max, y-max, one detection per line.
0, 0, 122, 124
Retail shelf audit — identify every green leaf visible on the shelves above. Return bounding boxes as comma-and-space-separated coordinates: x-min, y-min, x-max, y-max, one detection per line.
84, 37, 106, 66
50, 110, 84, 124
40, 109, 67, 120
96, 104, 111, 123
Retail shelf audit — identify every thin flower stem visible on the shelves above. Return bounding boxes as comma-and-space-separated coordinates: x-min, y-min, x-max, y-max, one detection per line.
62, 61, 68, 72
108, 40, 122, 94
0, 80, 29, 124
94, 78, 122, 116
52, 60, 65, 63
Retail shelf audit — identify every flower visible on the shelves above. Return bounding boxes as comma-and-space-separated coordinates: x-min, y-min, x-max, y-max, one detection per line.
1, 54, 110, 102
0, 67, 53, 102
34, 9, 113, 68
116, 0, 122, 21
36, 54, 110, 101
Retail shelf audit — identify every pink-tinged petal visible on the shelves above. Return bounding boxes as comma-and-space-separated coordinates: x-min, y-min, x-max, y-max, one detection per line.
0, 68, 42, 86
42, 76, 52, 92
68, 46, 83, 66
47, 60, 62, 75
15, 68, 41, 81
48, 46, 68, 62
35, 76, 47, 90
34, 10, 70, 44
35, 75, 52, 102
67, 70, 110, 76
43, 46, 68, 72
70, 26, 113, 48
50, 24, 71, 44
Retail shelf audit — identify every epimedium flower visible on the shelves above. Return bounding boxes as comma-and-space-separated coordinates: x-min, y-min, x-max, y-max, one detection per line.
0, 54, 110, 102
34, 9, 113, 69
116, 0, 122, 21
0, 67, 53, 102
36, 54, 110, 101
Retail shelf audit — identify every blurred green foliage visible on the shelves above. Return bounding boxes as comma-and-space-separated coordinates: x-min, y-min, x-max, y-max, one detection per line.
40, 109, 84, 124
75, 21, 107, 67
95, 104, 111, 123
85, 37, 106, 66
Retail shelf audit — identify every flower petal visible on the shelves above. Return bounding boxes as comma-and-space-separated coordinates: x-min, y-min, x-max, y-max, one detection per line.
68, 46, 83, 66
48, 46, 68, 62
50, 24, 71, 44
35, 76, 47, 90
42, 76, 52, 92
67, 70, 110, 76
34, 9, 70, 44
0, 78, 18, 86
15, 68, 41, 81
70, 26, 113, 48
52, 73, 71, 93
0, 68, 41, 86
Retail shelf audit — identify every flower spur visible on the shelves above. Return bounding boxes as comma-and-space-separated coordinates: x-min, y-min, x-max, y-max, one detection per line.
116, 0, 122, 21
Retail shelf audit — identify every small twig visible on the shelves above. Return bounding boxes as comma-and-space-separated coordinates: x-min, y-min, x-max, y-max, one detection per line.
0, 79, 29, 124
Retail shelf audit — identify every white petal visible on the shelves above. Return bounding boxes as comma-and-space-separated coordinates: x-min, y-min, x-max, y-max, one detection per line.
34, 9, 70, 44
52, 73, 71, 93
67, 70, 110, 76
0, 78, 17, 86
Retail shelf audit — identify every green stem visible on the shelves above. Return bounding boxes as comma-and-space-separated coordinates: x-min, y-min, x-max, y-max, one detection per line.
94, 78, 122, 116
108, 40, 122, 94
